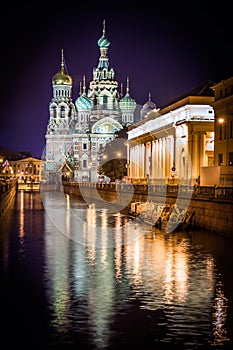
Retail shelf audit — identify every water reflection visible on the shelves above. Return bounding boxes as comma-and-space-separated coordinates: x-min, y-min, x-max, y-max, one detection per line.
42, 191, 231, 348
44, 213, 71, 336
212, 279, 229, 346
18, 190, 25, 260
42, 190, 146, 248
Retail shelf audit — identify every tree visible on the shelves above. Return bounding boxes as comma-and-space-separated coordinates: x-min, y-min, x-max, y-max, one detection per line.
98, 128, 128, 181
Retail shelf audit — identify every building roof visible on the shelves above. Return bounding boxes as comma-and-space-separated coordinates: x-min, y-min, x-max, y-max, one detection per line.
128, 80, 215, 131
160, 80, 215, 109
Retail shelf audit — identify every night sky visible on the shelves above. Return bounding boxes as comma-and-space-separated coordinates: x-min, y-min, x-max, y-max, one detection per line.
1, 2, 233, 159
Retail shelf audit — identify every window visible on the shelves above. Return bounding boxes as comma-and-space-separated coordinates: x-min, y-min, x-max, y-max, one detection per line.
61, 106, 66, 118
229, 152, 233, 166
83, 143, 87, 150
83, 159, 87, 168
218, 153, 223, 166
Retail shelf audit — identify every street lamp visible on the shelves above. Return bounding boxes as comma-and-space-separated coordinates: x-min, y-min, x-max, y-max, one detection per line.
218, 118, 226, 140
217, 117, 227, 166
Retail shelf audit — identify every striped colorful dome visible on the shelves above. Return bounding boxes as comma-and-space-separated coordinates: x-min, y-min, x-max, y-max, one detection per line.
120, 93, 136, 111
98, 35, 110, 48
75, 93, 93, 110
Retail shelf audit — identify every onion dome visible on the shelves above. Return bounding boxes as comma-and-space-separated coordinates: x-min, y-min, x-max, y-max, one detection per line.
140, 92, 156, 118
75, 77, 93, 110
119, 78, 136, 111
97, 19, 110, 48
76, 93, 93, 110
98, 35, 110, 48
52, 49, 72, 86
120, 93, 136, 110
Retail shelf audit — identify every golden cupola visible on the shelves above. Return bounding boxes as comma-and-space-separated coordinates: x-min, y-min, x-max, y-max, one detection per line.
52, 49, 72, 86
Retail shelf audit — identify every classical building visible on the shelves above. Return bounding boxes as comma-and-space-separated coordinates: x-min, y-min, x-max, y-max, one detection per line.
44, 22, 139, 183
209, 76, 233, 185
8, 157, 41, 183
126, 81, 215, 185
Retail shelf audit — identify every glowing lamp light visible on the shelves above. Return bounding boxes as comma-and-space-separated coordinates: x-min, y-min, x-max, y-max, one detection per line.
218, 118, 224, 123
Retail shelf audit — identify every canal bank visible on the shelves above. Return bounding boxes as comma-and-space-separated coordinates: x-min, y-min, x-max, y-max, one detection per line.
62, 182, 233, 237
0, 179, 17, 231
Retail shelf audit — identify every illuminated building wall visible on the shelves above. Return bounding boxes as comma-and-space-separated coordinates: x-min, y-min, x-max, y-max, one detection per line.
127, 88, 215, 185
9, 157, 41, 183
45, 22, 139, 183
211, 76, 233, 185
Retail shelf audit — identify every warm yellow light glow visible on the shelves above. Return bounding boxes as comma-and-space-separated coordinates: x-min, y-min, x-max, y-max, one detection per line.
114, 218, 122, 280
19, 190, 25, 238
66, 194, 70, 238
101, 209, 108, 264
218, 118, 224, 123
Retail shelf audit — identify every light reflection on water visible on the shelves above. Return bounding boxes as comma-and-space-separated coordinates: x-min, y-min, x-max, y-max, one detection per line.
2, 190, 232, 349
41, 191, 232, 349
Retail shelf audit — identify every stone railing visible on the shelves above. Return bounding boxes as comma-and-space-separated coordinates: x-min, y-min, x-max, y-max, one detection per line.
64, 181, 233, 201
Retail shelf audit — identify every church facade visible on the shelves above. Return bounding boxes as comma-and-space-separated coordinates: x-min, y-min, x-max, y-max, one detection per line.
44, 22, 139, 183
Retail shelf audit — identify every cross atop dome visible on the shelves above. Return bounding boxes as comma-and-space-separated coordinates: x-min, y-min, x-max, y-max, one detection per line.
52, 49, 72, 86
98, 19, 110, 49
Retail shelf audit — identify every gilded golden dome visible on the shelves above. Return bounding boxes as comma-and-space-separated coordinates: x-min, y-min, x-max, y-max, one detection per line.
52, 49, 72, 86
52, 67, 72, 85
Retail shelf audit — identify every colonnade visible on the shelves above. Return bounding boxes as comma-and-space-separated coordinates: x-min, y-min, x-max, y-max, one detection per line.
127, 127, 209, 185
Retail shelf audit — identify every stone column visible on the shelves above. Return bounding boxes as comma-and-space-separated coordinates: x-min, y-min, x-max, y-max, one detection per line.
199, 132, 205, 167
192, 132, 199, 180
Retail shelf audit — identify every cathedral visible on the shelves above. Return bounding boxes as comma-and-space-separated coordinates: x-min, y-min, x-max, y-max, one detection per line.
44, 21, 153, 183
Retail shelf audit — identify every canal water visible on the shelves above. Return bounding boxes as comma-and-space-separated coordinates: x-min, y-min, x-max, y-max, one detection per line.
1, 189, 233, 349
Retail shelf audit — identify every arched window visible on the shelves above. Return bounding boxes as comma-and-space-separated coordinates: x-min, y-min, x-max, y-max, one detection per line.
103, 96, 107, 105
61, 106, 66, 118
51, 106, 56, 118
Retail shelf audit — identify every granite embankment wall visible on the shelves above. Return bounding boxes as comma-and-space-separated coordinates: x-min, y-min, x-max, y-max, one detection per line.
0, 180, 18, 231
63, 182, 233, 238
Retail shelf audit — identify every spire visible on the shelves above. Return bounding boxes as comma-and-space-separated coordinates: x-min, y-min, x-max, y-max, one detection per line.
119, 77, 136, 109
61, 49, 70, 74
98, 20, 110, 51
83, 75, 86, 93
120, 82, 123, 98
140, 92, 157, 119
79, 81, 82, 96
103, 19, 106, 37
52, 49, 72, 86
61, 49, 65, 71
126, 77, 130, 94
